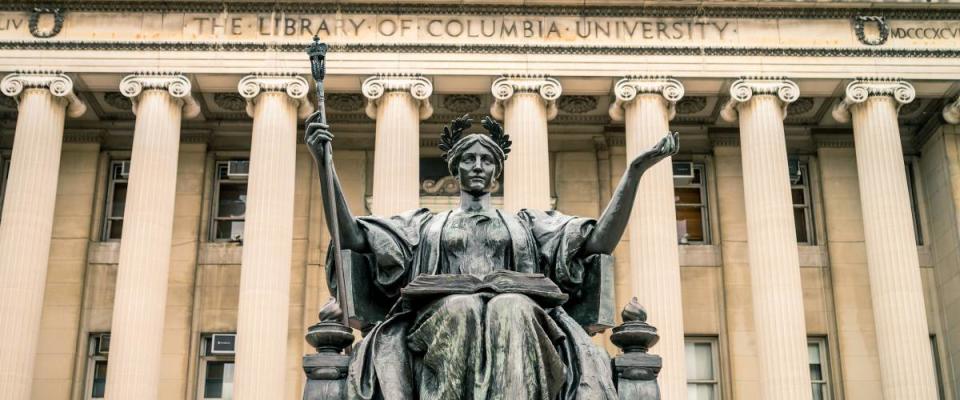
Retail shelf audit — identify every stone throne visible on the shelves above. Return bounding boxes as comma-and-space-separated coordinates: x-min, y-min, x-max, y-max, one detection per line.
300, 249, 664, 400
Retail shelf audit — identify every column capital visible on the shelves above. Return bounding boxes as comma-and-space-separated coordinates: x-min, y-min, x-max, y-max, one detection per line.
120, 72, 201, 119
608, 76, 684, 122
832, 78, 915, 123
1, 70, 87, 117
720, 77, 800, 122
238, 73, 314, 119
490, 74, 562, 120
361, 73, 434, 120
944, 96, 960, 124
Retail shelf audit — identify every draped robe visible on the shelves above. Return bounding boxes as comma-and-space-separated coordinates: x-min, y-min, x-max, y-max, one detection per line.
327, 208, 618, 400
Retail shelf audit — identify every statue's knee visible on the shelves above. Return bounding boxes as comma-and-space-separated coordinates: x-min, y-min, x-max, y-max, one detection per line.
488, 293, 536, 318
443, 294, 484, 321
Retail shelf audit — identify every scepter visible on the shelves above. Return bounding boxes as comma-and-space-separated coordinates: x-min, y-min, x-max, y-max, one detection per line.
307, 37, 351, 329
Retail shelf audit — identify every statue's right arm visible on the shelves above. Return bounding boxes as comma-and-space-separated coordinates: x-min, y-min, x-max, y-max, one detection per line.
305, 121, 370, 253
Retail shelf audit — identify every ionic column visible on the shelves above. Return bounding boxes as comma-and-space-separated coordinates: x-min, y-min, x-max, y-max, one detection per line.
608, 76, 686, 399
720, 78, 812, 400
833, 78, 939, 399
491, 74, 561, 212
233, 74, 314, 400
0, 71, 86, 399
104, 73, 199, 400
362, 73, 433, 215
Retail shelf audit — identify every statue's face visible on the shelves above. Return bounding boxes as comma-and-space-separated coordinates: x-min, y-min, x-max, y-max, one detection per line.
456, 142, 497, 195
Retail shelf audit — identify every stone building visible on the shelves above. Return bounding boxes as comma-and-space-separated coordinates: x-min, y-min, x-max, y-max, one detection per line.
0, 1, 958, 400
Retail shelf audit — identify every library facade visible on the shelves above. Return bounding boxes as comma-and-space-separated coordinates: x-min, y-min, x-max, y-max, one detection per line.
1, 1, 960, 400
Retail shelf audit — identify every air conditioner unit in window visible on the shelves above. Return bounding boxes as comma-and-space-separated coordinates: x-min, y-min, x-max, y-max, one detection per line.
788, 158, 802, 185
210, 333, 237, 355
119, 161, 131, 179
672, 161, 694, 185
227, 161, 250, 177
96, 334, 110, 355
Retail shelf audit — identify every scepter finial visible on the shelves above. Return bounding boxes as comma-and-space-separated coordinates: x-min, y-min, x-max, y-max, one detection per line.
307, 36, 328, 81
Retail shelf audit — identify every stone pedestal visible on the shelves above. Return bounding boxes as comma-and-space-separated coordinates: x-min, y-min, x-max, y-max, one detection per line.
721, 78, 812, 400
833, 78, 939, 400
233, 74, 313, 400
362, 73, 433, 215
105, 73, 199, 400
0, 71, 85, 399
491, 74, 560, 212
608, 76, 686, 400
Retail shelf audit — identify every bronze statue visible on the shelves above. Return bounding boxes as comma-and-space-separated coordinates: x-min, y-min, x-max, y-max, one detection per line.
302, 112, 678, 399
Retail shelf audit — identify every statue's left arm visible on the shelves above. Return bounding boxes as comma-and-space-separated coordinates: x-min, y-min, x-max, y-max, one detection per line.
582, 132, 679, 255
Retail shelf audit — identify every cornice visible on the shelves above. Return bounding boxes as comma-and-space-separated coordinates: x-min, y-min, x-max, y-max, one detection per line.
1, 3, 959, 20
4, 41, 960, 59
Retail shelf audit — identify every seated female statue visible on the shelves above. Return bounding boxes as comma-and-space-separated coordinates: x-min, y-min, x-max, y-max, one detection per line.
305, 115, 678, 400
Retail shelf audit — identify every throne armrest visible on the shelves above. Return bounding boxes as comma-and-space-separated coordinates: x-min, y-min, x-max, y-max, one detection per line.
328, 250, 392, 331
562, 253, 616, 335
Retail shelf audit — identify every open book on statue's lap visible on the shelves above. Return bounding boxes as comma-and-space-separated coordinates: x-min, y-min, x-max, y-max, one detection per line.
400, 270, 570, 308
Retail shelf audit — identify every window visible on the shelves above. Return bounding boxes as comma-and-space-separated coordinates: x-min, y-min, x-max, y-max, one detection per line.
931, 336, 945, 400
211, 160, 248, 242
86, 333, 109, 399
685, 337, 719, 400
199, 334, 236, 399
905, 161, 924, 245
808, 338, 831, 400
0, 155, 10, 216
675, 162, 709, 244
102, 160, 129, 241
791, 161, 815, 244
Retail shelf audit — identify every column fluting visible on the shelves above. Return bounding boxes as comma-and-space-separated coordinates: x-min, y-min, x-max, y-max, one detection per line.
0, 72, 86, 399
491, 74, 560, 212
104, 73, 199, 400
608, 76, 686, 400
362, 73, 432, 215
833, 78, 939, 400
720, 78, 812, 400
233, 74, 313, 400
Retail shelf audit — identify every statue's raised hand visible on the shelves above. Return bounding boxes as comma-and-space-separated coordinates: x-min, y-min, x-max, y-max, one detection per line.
629, 132, 679, 172
304, 112, 334, 163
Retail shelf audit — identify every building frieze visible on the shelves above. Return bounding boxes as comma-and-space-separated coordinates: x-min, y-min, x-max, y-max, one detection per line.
3, 3, 960, 20
3, 5, 960, 57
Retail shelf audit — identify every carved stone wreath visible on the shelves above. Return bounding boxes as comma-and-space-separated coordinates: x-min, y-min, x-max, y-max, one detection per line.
326, 93, 365, 112
29, 8, 64, 39
787, 97, 815, 115
675, 96, 707, 114
103, 92, 132, 110
213, 93, 247, 111
442, 94, 482, 113
557, 95, 598, 114
853, 16, 889, 46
